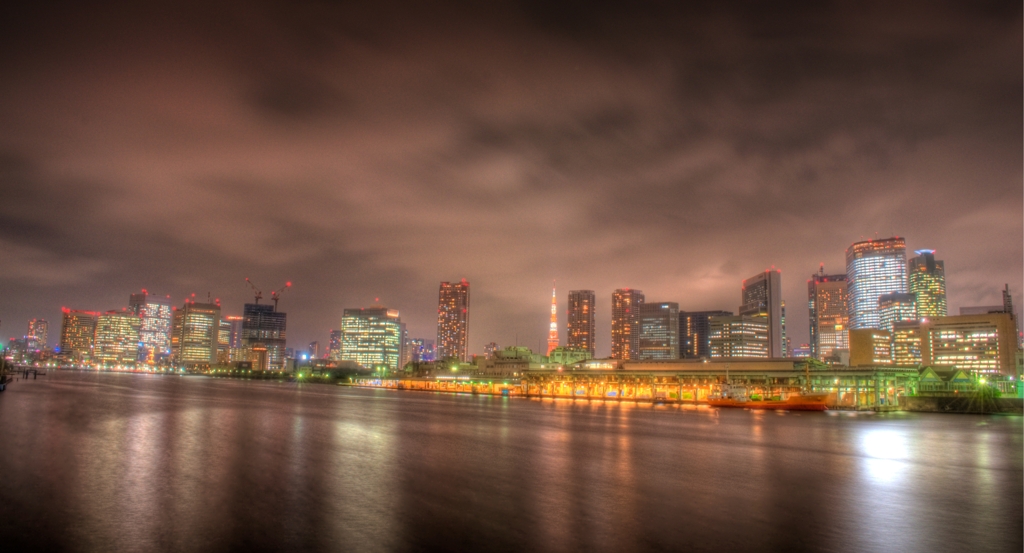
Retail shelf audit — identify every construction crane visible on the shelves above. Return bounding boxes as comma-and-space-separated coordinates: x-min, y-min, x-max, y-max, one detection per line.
271, 282, 292, 311
245, 278, 264, 304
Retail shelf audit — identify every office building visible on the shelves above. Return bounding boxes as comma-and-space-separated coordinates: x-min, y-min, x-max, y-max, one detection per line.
26, 319, 48, 350
93, 310, 142, 366
408, 338, 435, 363
484, 342, 499, 358
908, 250, 947, 318
850, 329, 893, 366
923, 313, 1018, 375
60, 309, 99, 362
781, 300, 790, 357
308, 341, 320, 359
792, 344, 811, 358
878, 293, 917, 332
222, 315, 244, 362
892, 322, 924, 366
129, 290, 173, 363
437, 280, 470, 361
217, 318, 232, 364
340, 307, 403, 370
679, 310, 733, 358
171, 301, 221, 366
241, 303, 287, 370
846, 237, 907, 330
328, 330, 343, 360
639, 302, 679, 359
567, 290, 596, 356
738, 270, 783, 357
808, 269, 849, 360
708, 315, 769, 359
611, 289, 644, 360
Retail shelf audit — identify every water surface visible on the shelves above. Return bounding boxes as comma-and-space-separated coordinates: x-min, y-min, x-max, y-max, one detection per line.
0, 371, 1020, 552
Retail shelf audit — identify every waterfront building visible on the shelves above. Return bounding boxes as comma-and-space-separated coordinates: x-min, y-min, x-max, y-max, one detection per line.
407, 338, 435, 363
546, 346, 592, 365
171, 301, 221, 366
892, 322, 924, 366
639, 302, 679, 360
708, 315, 769, 359
850, 329, 893, 366
908, 250, 947, 318
923, 313, 1018, 375
341, 307, 403, 370
781, 301, 790, 357
808, 269, 849, 360
547, 284, 559, 354
328, 329, 342, 360
217, 318, 232, 364
846, 237, 908, 330
679, 310, 733, 359
436, 280, 470, 361
241, 303, 287, 370
223, 315, 244, 362
93, 310, 142, 366
611, 289, 645, 360
26, 319, 48, 350
567, 290, 596, 356
878, 293, 918, 332
399, 323, 410, 367
60, 309, 99, 363
128, 290, 173, 363
738, 270, 783, 357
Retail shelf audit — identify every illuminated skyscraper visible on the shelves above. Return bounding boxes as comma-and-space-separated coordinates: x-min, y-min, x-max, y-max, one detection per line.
846, 237, 907, 330
26, 319, 48, 350
611, 289, 644, 360
407, 338, 435, 362
223, 315, 244, 362
241, 303, 287, 370
739, 270, 783, 357
708, 315, 769, 358
567, 290, 596, 356
341, 307, 402, 370
171, 301, 221, 366
60, 309, 99, 362
808, 268, 849, 360
679, 310, 733, 358
94, 310, 142, 366
639, 302, 679, 359
892, 321, 923, 366
436, 279, 470, 361
328, 329, 342, 360
129, 290, 173, 363
547, 283, 559, 355
908, 250, 946, 319
878, 293, 917, 332
781, 300, 789, 357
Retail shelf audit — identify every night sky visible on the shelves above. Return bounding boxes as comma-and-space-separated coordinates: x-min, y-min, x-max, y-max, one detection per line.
1, 1, 1021, 356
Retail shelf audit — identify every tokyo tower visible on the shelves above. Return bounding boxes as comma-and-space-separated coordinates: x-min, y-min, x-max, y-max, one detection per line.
547, 281, 559, 354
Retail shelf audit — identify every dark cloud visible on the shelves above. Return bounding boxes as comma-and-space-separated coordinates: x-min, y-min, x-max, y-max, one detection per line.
0, 0, 1019, 353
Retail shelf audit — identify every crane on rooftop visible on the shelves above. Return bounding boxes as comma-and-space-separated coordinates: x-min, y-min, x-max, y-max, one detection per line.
245, 278, 263, 304
271, 282, 292, 311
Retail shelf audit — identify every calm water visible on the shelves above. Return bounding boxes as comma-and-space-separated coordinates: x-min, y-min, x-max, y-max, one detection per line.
0, 371, 1020, 553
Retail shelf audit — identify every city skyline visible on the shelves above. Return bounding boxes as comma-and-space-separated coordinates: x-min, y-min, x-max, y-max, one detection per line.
0, 3, 1020, 358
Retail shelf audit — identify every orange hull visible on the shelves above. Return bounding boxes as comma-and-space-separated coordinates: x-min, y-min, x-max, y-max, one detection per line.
707, 393, 830, 411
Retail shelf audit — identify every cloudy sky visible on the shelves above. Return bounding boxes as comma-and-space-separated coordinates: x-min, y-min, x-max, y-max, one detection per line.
1, 1, 1020, 356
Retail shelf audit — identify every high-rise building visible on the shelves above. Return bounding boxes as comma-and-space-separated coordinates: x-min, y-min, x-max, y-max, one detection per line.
484, 342, 499, 358
328, 329, 343, 360
223, 315, 244, 362
846, 237, 908, 330
171, 301, 221, 366
217, 318, 232, 364
738, 270, 783, 357
407, 338, 435, 362
567, 290, 596, 356
436, 280, 470, 361
93, 310, 142, 366
708, 315, 769, 358
129, 290, 173, 363
340, 307, 403, 370
308, 341, 320, 359
399, 323, 410, 368
611, 289, 644, 360
781, 300, 790, 357
26, 319, 48, 350
60, 309, 99, 363
878, 293, 917, 332
639, 302, 679, 359
808, 268, 849, 360
679, 310, 733, 358
241, 303, 287, 370
908, 250, 947, 318
547, 283, 559, 355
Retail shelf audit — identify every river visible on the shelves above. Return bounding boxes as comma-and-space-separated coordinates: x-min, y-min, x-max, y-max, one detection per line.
0, 371, 1020, 552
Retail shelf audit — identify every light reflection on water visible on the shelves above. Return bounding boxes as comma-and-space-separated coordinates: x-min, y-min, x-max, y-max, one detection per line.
0, 372, 1021, 553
